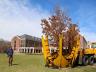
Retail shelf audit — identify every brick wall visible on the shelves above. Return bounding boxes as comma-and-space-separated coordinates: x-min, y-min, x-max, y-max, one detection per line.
11, 36, 21, 51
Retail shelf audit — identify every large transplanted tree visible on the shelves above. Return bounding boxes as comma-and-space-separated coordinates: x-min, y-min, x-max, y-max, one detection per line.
41, 7, 79, 53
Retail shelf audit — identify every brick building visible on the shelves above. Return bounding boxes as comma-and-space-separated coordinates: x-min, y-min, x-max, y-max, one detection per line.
11, 34, 42, 53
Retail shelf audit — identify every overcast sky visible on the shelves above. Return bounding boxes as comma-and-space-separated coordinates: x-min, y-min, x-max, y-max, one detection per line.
0, 0, 96, 42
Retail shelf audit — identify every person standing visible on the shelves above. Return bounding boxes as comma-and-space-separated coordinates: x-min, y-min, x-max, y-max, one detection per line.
6, 47, 14, 66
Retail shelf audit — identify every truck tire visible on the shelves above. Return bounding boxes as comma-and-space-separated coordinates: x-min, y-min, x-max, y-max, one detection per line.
89, 56, 94, 65
83, 55, 88, 66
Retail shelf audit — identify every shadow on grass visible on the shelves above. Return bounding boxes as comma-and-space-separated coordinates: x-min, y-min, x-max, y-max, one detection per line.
12, 64, 19, 66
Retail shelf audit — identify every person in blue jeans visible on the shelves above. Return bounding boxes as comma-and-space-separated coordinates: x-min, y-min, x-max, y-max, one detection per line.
6, 48, 14, 66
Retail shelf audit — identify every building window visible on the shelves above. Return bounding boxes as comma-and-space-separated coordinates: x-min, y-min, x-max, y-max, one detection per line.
14, 41, 16, 50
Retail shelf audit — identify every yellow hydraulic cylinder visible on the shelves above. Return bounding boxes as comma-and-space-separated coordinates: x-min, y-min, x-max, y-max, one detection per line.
42, 35, 52, 62
53, 35, 69, 67
66, 35, 80, 66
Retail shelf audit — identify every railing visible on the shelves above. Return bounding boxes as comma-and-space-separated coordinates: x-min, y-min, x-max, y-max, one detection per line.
17, 47, 42, 54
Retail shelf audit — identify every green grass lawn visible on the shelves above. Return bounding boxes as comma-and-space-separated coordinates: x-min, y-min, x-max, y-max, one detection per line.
0, 53, 96, 72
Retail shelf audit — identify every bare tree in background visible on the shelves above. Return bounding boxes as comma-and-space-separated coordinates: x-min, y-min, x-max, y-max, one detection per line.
0, 40, 11, 53
41, 6, 79, 53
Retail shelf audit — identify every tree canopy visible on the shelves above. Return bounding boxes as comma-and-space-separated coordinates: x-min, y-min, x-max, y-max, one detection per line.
41, 6, 79, 53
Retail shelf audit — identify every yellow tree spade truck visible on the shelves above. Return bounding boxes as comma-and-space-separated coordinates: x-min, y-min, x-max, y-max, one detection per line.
42, 34, 96, 68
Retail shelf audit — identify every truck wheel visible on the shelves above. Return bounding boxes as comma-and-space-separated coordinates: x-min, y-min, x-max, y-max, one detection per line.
83, 56, 88, 66
89, 56, 94, 65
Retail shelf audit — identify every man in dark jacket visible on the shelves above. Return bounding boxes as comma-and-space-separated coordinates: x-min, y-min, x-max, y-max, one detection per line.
6, 48, 14, 66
